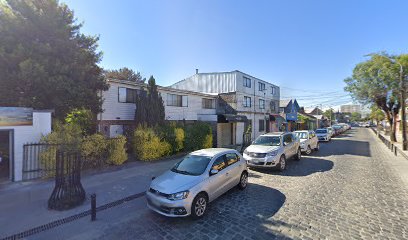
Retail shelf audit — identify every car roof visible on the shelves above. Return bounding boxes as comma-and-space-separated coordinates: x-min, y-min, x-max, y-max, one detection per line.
260, 132, 286, 136
294, 130, 309, 133
190, 148, 236, 157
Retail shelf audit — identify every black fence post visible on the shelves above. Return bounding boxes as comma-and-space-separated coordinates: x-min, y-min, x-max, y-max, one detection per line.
91, 194, 96, 221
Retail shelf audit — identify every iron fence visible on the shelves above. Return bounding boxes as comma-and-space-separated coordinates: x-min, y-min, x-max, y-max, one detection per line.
22, 138, 123, 181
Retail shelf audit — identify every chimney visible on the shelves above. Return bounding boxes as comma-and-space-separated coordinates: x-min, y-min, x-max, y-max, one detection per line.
195, 69, 199, 74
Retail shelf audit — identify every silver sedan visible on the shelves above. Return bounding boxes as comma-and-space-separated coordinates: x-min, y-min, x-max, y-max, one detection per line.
146, 148, 248, 218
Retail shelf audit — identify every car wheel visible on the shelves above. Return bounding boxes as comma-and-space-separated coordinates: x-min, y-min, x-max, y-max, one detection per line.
305, 145, 312, 155
314, 142, 320, 151
238, 172, 248, 190
294, 148, 301, 161
277, 155, 286, 171
191, 193, 208, 219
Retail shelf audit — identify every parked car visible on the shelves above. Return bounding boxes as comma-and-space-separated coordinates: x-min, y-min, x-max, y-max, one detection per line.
326, 127, 335, 137
294, 130, 319, 154
146, 148, 248, 218
315, 128, 331, 141
332, 124, 344, 135
243, 132, 301, 171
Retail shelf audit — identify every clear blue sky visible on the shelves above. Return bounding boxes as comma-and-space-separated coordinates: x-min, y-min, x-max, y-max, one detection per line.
63, 0, 408, 109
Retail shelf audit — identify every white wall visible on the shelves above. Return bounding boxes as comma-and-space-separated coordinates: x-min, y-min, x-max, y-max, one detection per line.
0, 112, 52, 181
171, 72, 237, 94
99, 82, 138, 121
161, 89, 217, 121
100, 81, 217, 123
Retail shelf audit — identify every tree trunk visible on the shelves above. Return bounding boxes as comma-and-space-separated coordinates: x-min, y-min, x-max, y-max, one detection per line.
390, 112, 397, 142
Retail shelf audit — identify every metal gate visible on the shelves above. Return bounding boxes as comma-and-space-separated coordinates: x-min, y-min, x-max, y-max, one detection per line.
22, 143, 59, 180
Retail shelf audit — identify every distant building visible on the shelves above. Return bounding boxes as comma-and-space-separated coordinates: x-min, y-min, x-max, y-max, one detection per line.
340, 104, 361, 114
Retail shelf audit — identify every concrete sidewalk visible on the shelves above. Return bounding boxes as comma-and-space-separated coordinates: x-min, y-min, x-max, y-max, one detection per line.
0, 157, 181, 239
375, 128, 408, 159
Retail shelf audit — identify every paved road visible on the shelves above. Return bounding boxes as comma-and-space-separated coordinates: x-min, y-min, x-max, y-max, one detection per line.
30, 128, 408, 240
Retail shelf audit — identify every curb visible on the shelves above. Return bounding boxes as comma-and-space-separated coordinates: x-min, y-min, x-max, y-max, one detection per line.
371, 128, 408, 161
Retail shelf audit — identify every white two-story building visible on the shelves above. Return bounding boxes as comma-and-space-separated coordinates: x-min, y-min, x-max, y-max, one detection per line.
170, 70, 280, 146
98, 79, 218, 138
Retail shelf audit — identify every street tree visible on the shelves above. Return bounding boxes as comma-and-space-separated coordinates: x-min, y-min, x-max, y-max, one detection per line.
344, 53, 402, 142
350, 112, 362, 122
369, 105, 385, 126
134, 76, 165, 127
323, 108, 335, 123
0, 0, 107, 119
105, 67, 145, 83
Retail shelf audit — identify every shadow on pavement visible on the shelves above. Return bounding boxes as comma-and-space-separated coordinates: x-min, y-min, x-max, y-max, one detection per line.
250, 157, 334, 177
316, 139, 371, 157
99, 183, 294, 239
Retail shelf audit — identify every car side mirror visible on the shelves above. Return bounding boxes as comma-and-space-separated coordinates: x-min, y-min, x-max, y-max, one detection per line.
283, 142, 287, 146
210, 169, 219, 175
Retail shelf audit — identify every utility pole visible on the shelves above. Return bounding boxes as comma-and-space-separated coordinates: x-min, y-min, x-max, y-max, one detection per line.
400, 66, 407, 150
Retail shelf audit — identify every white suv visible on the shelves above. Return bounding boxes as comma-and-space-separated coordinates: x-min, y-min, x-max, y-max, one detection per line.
243, 132, 301, 171
294, 130, 319, 154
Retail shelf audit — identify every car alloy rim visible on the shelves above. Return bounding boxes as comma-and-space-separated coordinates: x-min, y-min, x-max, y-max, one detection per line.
298, 150, 301, 159
195, 197, 206, 216
317, 143, 319, 150
280, 157, 285, 169
241, 174, 248, 187
306, 146, 311, 154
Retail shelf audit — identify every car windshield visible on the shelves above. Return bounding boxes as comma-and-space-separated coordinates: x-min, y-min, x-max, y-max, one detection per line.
171, 154, 212, 176
295, 132, 308, 139
252, 136, 281, 146
316, 129, 327, 133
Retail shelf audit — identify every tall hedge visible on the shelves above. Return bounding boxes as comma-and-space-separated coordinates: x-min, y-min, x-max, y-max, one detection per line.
184, 122, 213, 151
132, 126, 172, 161
107, 135, 128, 165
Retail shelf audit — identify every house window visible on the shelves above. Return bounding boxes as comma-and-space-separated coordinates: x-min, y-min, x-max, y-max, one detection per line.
118, 87, 138, 103
271, 87, 276, 95
243, 76, 251, 88
202, 98, 216, 109
243, 96, 251, 108
259, 99, 265, 109
167, 94, 188, 107
258, 82, 266, 91
270, 101, 276, 112
259, 119, 265, 132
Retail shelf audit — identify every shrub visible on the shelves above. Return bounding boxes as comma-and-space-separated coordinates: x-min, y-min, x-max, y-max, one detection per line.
65, 108, 95, 135
133, 126, 172, 161
157, 123, 185, 154
39, 121, 82, 177
184, 122, 213, 151
81, 134, 108, 167
107, 135, 127, 165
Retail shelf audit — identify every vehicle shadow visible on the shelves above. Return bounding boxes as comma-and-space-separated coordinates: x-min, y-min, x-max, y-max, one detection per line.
316, 139, 371, 157
117, 183, 297, 239
250, 157, 334, 177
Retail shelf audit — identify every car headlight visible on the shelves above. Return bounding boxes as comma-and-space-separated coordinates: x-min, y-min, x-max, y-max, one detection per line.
167, 191, 189, 201
243, 149, 249, 155
266, 150, 278, 157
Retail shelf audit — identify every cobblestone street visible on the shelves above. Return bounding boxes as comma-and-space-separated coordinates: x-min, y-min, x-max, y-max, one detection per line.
30, 128, 408, 240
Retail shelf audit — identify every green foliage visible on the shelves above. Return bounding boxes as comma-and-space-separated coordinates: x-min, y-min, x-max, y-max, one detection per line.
132, 126, 172, 161
344, 52, 404, 141
81, 134, 108, 166
350, 112, 362, 122
107, 135, 128, 165
0, 0, 107, 119
134, 76, 165, 127
323, 109, 335, 120
65, 108, 95, 135
105, 67, 145, 83
185, 122, 213, 151
157, 123, 185, 153
39, 121, 82, 177
370, 105, 385, 123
